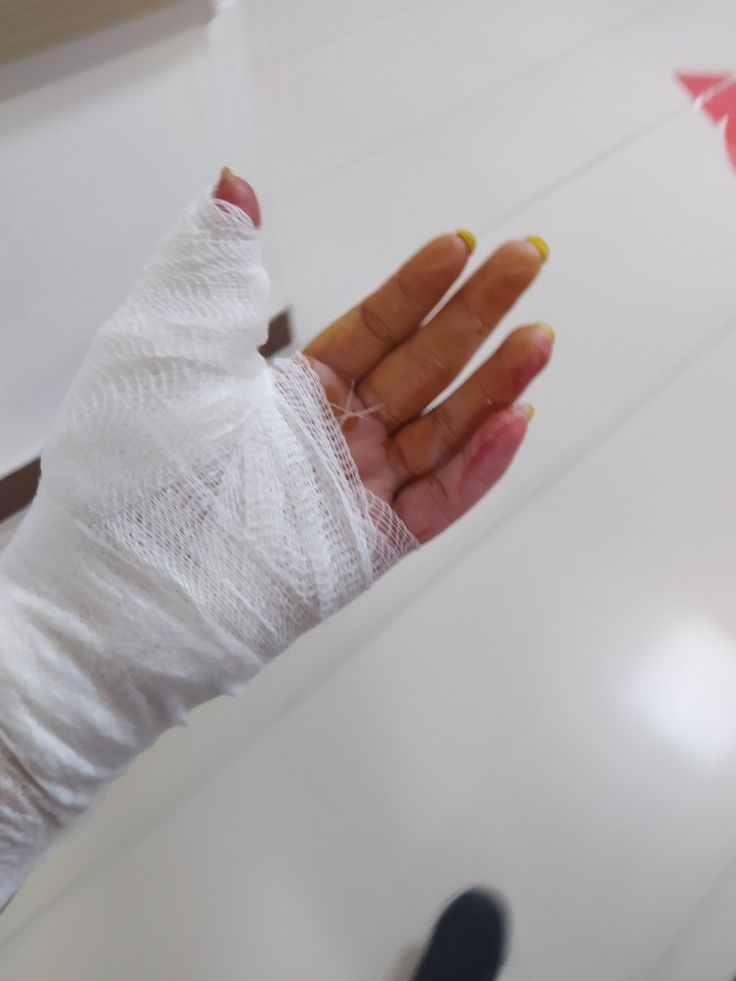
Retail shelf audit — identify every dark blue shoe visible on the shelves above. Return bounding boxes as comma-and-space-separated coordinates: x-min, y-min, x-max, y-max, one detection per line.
411, 888, 509, 981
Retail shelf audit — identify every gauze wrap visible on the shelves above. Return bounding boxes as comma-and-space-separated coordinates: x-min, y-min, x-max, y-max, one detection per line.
0, 192, 418, 904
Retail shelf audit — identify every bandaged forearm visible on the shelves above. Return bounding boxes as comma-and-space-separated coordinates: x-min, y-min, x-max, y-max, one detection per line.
0, 193, 418, 904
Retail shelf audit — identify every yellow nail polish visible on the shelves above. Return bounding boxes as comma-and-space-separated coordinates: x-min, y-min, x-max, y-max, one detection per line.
526, 235, 550, 262
536, 322, 555, 343
457, 229, 477, 254
519, 403, 535, 422
219, 165, 234, 183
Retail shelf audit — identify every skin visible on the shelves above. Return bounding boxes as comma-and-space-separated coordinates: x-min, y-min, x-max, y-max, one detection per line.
216, 169, 553, 542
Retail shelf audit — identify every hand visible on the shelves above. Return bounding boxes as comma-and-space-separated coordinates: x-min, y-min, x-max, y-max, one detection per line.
216, 170, 553, 542
0, 173, 553, 913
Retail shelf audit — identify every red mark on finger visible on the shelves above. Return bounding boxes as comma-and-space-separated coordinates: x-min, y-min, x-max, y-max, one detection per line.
458, 409, 527, 495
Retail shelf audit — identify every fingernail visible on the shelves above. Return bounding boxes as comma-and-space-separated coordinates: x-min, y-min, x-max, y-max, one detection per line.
219, 165, 235, 184
526, 235, 550, 262
518, 403, 535, 422
456, 229, 477, 254
535, 321, 555, 343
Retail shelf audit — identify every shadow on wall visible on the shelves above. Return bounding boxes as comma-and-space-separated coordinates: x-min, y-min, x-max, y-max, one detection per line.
387, 944, 423, 981
0, 0, 207, 103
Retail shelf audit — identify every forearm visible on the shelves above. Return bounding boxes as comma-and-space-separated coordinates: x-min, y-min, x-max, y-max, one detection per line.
0, 504, 249, 905
0, 571, 90, 907
0, 727, 65, 908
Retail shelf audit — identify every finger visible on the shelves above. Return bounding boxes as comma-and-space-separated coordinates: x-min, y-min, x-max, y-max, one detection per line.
393, 405, 530, 543
389, 322, 553, 482
357, 237, 548, 430
213, 167, 262, 227
303, 232, 474, 381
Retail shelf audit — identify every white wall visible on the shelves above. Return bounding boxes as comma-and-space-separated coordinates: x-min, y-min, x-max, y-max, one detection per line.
0, 0, 281, 477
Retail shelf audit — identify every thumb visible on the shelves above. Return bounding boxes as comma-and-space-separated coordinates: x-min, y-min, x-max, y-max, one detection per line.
213, 166, 261, 226
43, 174, 271, 507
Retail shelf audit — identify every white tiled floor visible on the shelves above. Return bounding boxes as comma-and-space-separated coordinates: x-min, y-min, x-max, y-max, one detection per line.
258, 0, 666, 197
3, 0, 736, 977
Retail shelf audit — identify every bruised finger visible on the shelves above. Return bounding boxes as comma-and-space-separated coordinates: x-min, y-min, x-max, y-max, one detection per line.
393, 405, 531, 542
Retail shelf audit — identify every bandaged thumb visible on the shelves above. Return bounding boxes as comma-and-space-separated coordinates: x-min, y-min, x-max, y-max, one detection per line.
0, 191, 417, 901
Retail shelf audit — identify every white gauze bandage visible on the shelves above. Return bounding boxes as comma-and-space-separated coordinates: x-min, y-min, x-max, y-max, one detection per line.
0, 192, 418, 902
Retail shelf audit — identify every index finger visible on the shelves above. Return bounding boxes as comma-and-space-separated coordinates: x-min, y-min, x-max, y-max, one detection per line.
304, 232, 474, 381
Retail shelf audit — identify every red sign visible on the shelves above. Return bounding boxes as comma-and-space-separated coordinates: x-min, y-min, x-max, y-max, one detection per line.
676, 71, 736, 170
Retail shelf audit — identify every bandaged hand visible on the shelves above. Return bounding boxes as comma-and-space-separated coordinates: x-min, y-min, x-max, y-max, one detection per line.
0, 170, 552, 903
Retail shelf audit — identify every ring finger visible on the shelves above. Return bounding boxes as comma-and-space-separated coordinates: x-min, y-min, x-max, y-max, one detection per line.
389, 322, 554, 484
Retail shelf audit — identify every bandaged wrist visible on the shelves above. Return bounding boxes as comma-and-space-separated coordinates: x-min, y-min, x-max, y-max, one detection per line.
0, 192, 417, 903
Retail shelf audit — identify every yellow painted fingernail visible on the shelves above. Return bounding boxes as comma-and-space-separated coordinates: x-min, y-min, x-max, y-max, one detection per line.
526, 235, 550, 262
519, 403, 535, 422
536, 321, 555, 343
457, 229, 477, 254
219, 165, 234, 183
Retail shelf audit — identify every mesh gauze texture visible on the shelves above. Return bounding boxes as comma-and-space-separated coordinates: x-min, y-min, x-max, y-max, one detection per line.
0, 192, 418, 903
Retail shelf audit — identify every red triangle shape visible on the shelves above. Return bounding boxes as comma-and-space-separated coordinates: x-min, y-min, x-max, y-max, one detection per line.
701, 81, 736, 123
725, 115, 736, 170
675, 71, 731, 100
